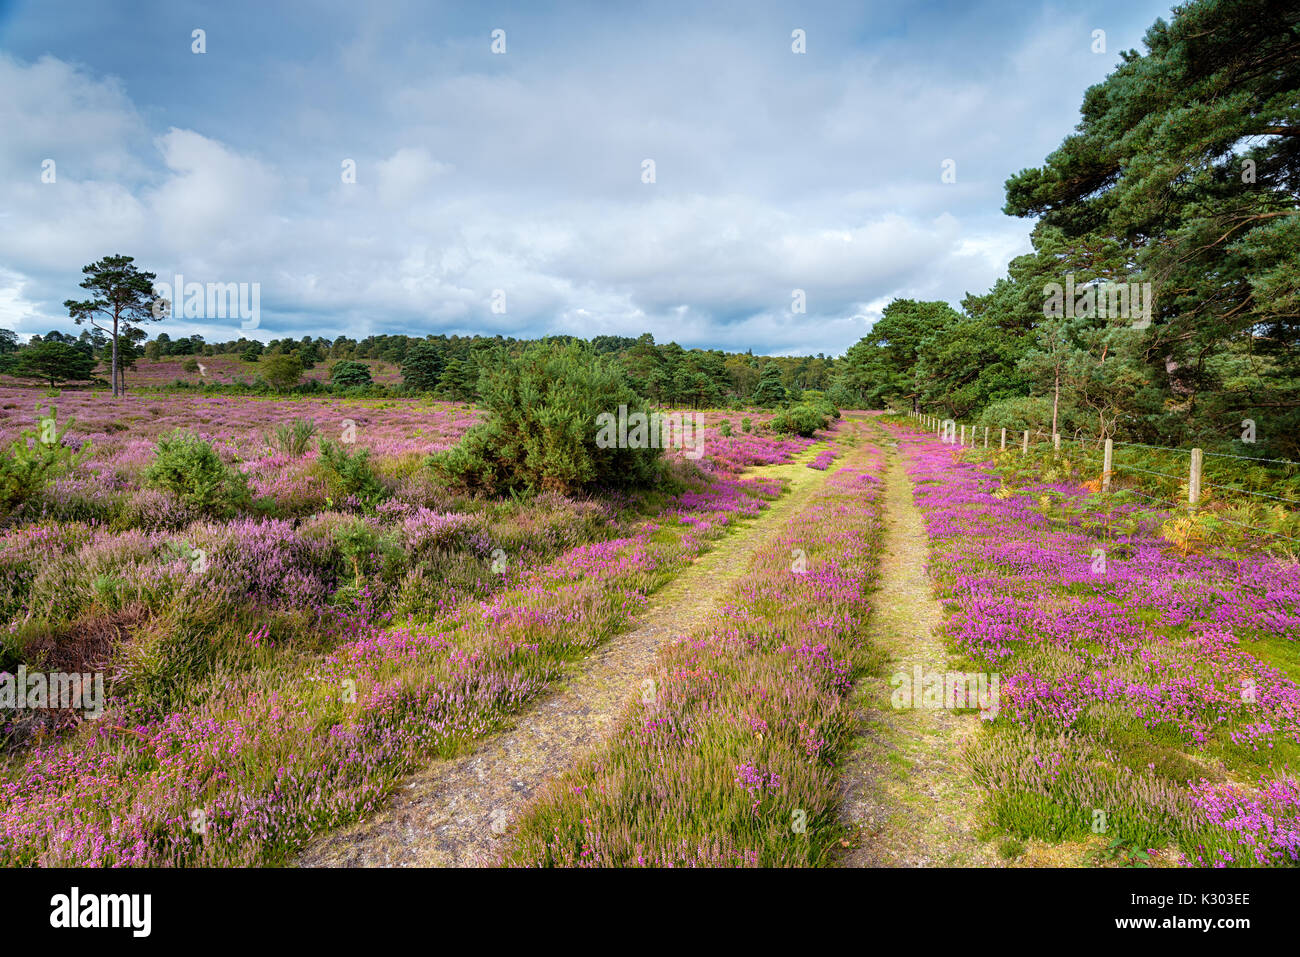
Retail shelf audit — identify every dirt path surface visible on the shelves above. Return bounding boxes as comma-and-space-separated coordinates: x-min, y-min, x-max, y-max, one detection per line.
835, 433, 1000, 867
296, 448, 836, 867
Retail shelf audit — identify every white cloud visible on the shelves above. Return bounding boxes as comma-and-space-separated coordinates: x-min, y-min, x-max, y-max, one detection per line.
145, 129, 280, 246
0, 53, 147, 183
0, 268, 46, 336
374, 147, 452, 206
0, 0, 1173, 354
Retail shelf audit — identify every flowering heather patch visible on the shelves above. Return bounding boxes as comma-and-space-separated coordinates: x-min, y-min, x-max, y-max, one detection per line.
0, 389, 486, 532
807, 447, 837, 471
0, 421, 814, 865
891, 422, 1300, 866
658, 425, 816, 477
501, 429, 887, 867
0, 387, 477, 459
1187, 776, 1300, 866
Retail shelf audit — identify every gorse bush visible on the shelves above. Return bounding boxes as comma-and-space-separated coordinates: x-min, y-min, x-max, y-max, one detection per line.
266, 417, 318, 457
429, 341, 661, 495
0, 406, 91, 519
317, 438, 387, 507
260, 353, 303, 391
808, 396, 840, 420
143, 430, 250, 518
770, 404, 831, 438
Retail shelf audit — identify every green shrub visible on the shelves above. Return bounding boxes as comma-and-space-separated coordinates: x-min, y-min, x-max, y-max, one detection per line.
115, 608, 221, 716
0, 406, 91, 518
719, 420, 733, 437
143, 430, 251, 517
429, 341, 661, 495
330, 361, 373, 388
317, 439, 387, 507
972, 395, 1057, 433
334, 516, 380, 582
806, 394, 840, 420
741, 417, 753, 433
266, 417, 318, 457
770, 405, 830, 438
826, 381, 857, 409
260, 353, 303, 390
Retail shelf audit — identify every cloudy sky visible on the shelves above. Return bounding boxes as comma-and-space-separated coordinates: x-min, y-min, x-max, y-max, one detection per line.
0, 0, 1175, 356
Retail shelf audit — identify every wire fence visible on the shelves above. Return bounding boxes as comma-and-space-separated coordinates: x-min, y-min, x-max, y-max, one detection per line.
900, 409, 1300, 546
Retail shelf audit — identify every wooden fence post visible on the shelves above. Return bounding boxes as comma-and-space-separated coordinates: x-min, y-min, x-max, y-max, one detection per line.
960, 425, 965, 446
984, 426, 989, 449
1000, 428, 1007, 451
1189, 448, 1203, 506
1022, 430, 1029, 454
1053, 433, 1061, 454
1102, 438, 1113, 492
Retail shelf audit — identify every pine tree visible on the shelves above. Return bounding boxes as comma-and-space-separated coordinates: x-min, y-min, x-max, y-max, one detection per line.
401, 341, 444, 392
63, 254, 162, 398
752, 364, 787, 407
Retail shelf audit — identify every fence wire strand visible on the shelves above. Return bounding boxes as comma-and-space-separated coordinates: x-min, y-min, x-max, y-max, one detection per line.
1204, 449, 1300, 466
903, 411, 1300, 545
906, 412, 1300, 469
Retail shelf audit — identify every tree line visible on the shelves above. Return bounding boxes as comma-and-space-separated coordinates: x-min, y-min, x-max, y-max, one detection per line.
1, 299, 842, 408
834, 0, 1300, 459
